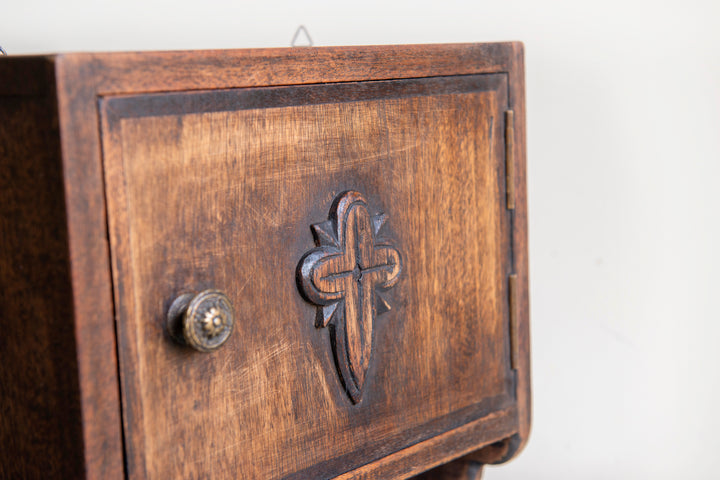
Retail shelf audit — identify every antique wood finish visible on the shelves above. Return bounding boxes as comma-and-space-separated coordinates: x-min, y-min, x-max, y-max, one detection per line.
297, 190, 404, 404
0, 58, 86, 479
0, 43, 529, 479
100, 73, 514, 479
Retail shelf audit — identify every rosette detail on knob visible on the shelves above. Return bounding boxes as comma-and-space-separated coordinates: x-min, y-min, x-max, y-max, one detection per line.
167, 290, 234, 353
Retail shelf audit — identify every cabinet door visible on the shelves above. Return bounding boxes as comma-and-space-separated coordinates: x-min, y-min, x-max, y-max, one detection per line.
101, 74, 519, 479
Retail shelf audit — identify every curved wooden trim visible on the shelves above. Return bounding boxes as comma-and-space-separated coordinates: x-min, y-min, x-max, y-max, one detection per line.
334, 407, 517, 480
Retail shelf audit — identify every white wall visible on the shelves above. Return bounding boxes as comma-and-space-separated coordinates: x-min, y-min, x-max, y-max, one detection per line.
3, 1, 719, 477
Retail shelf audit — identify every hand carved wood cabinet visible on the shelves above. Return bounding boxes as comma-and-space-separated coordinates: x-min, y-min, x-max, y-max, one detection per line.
0, 43, 529, 479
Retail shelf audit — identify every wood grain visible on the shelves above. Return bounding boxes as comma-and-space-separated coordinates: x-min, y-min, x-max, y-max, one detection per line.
0, 58, 85, 479
297, 190, 403, 403
507, 42, 531, 459
55, 43, 513, 95
101, 73, 516, 479
55, 55, 127, 478
0, 43, 529, 479
337, 407, 516, 480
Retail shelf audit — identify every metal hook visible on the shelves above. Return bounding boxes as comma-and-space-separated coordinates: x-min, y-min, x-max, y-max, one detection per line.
0, 46, 6, 56
291, 25, 313, 47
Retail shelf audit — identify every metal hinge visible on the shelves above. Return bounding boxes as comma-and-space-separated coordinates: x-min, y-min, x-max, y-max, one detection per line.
505, 110, 515, 210
508, 273, 519, 370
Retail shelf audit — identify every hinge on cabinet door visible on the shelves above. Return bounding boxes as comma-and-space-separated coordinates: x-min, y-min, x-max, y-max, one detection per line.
505, 110, 515, 210
508, 273, 519, 370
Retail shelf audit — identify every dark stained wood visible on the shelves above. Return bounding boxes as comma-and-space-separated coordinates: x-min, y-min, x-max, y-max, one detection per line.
464, 436, 514, 465
54, 57, 127, 478
337, 408, 516, 480
421, 43, 532, 477
0, 43, 529, 479
297, 190, 403, 404
413, 461, 483, 480
100, 72, 515, 479
406, 410, 514, 480
507, 42, 531, 457
57, 43, 513, 95
0, 58, 85, 479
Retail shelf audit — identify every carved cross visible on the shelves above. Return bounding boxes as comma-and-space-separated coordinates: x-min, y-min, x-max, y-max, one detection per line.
297, 191, 402, 403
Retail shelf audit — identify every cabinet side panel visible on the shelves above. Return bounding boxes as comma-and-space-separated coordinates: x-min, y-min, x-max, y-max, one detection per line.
506, 41, 531, 457
0, 58, 85, 479
54, 55, 126, 479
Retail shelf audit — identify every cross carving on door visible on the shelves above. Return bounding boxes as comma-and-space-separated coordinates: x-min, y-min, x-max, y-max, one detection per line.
297, 191, 402, 403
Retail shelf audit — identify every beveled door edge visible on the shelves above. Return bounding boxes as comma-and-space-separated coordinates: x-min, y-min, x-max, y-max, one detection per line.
333, 407, 519, 479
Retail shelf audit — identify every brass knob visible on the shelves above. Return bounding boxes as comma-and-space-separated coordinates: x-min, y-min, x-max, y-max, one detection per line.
167, 290, 234, 352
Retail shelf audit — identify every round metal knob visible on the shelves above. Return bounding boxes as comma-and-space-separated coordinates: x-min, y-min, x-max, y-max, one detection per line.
167, 289, 234, 352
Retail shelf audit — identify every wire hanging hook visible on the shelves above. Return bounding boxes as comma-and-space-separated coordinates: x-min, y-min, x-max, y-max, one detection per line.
291, 25, 313, 47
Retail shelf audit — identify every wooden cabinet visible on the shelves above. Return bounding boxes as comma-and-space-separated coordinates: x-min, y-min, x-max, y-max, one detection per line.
0, 43, 530, 479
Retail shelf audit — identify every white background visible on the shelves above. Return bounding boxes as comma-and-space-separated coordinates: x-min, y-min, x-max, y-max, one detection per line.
3, 1, 719, 478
